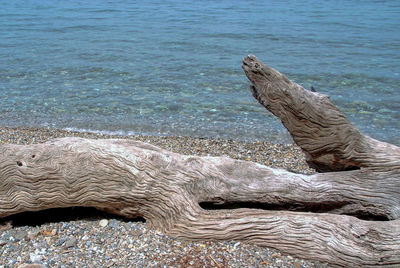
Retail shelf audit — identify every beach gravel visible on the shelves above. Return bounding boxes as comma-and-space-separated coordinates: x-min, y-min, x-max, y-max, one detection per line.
0, 127, 327, 267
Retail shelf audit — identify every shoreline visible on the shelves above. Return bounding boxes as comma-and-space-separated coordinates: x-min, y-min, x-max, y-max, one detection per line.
0, 126, 324, 267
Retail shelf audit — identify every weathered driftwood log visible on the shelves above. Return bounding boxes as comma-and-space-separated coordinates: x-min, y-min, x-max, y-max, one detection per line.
243, 55, 400, 173
1, 56, 399, 266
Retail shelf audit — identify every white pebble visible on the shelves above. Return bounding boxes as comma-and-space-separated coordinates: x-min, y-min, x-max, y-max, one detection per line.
99, 219, 108, 227
30, 253, 43, 263
234, 241, 241, 248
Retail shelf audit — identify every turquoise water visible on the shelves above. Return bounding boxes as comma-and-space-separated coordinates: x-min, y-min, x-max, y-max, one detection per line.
0, 0, 399, 144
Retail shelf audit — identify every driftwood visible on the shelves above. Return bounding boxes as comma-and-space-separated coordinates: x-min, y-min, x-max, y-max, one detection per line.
1, 55, 399, 266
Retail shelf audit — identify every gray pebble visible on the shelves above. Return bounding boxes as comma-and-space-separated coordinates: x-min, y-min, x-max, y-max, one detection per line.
7, 259, 17, 266
131, 229, 142, 238
14, 230, 27, 241
63, 237, 77, 249
109, 219, 120, 229
56, 237, 67, 247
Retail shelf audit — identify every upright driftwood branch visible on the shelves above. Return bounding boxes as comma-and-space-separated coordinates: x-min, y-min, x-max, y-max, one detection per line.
1, 56, 399, 266
242, 55, 400, 172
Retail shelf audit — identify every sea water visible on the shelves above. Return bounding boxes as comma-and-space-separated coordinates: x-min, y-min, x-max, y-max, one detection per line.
0, 0, 399, 144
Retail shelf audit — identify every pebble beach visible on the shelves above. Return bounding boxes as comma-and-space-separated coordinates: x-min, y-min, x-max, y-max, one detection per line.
1, 1, 398, 266
0, 127, 328, 267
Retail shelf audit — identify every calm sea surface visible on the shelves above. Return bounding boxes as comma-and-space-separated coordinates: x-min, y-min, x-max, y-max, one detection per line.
1, 0, 399, 144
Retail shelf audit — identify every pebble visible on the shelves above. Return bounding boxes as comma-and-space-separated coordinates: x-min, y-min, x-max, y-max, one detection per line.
55, 238, 67, 247
29, 253, 43, 263
63, 237, 77, 249
0, 127, 324, 267
109, 219, 119, 229
14, 230, 27, 241
99, 219, 108, 227
27, 230, 40, 241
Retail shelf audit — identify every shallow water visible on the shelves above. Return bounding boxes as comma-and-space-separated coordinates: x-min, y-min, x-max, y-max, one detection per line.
0, 0, 399, 144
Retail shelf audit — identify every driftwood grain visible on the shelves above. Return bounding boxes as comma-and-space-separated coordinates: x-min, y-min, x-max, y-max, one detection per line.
1, 55, 399, 266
